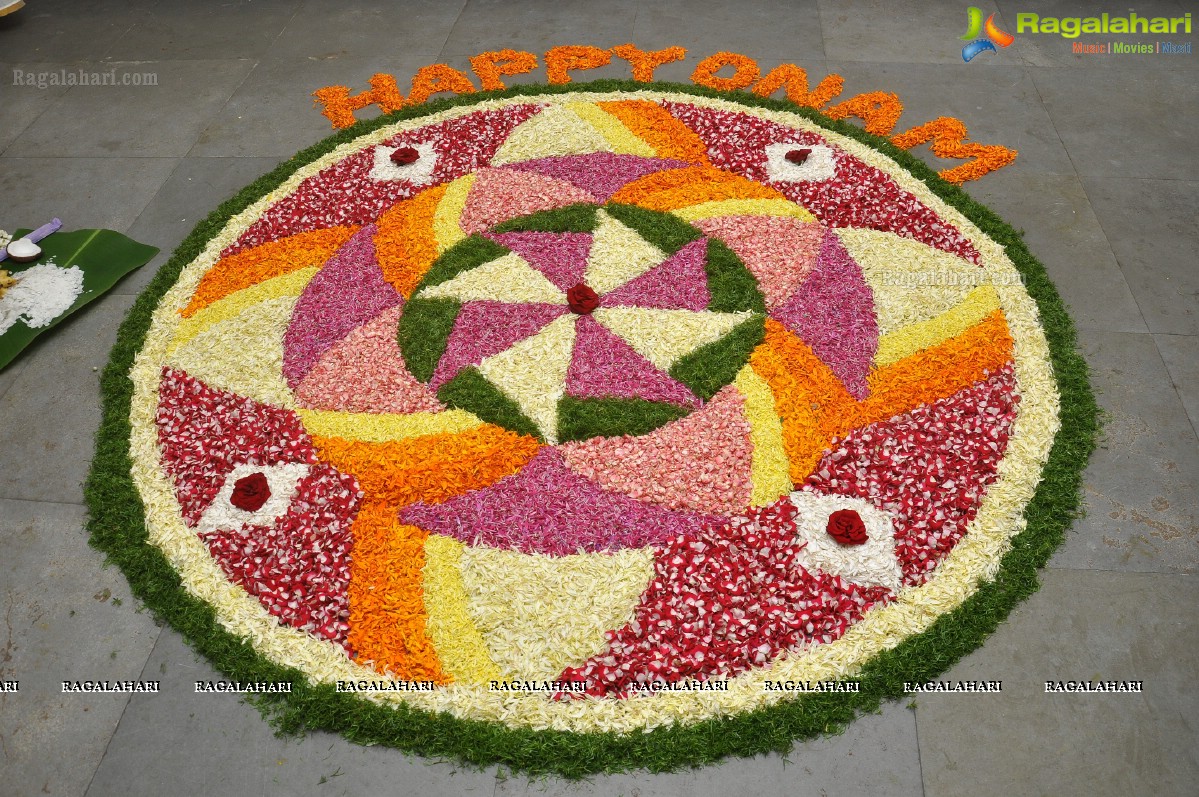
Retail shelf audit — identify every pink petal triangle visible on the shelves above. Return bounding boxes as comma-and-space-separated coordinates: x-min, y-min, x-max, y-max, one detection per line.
772, 229, 878, 400
601, 238, 710, 310
295, 305, 444, 414
459, 168, 597, 234
565, 316, 700, 407
485, 231, 592, 292
559, 385, 754, 515
430, 301, 569, 389
691, 215, 824, 311
505, 154, 689, 201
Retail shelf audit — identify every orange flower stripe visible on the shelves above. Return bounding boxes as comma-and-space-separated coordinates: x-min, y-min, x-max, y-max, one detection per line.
609, 44, 687, 82
311, 426, 540, 509
544, 45, 612, 84
596, 100, 711, 164
347, 501, 448, 682
752, 312, 1015, 482
824, 91, 905, 137
609, 166, 783, 210
181, 226, 359, 317
373, 185, 448, 298
890, 117, 1018, 185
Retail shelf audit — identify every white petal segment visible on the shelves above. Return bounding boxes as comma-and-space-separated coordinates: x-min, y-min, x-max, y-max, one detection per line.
787, 490, 903, 592
369, 140, 438, 185
592, 307, 754, 371
420, 251, 567, 304
490, 104, 613, 166
836, 228, 987, 334
476, 313, 578, 442
458, 545, 656, 681
194, 462, 311, 534
583, 209, 668, 295
166, 296, 297, 408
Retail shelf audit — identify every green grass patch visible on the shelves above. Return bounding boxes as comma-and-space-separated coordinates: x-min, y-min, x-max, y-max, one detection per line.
557, 396, 690, 442
670, 316, 766, 400
418, 235, 509, 289
490, 202, 599, 234
704, 238, 766, 314
86, 78, 1098, 778
437, 367, 543, 441
604, 202, 702, 254
396, 297, 460, 383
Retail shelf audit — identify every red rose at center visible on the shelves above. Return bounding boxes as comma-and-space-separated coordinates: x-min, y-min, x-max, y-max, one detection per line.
567, 283, 600, 315
230, 472, 272, 512
826, 509, 868, 545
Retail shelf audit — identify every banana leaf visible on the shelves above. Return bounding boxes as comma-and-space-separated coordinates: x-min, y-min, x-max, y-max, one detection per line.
0, 228, 158, 371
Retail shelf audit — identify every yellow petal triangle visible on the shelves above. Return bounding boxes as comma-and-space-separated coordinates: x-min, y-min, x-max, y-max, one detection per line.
584, 209, 668, 295
490, 105, 613, 166
592, 307, 753, 370
420, 251, 566, 304
476, 314, 578, 443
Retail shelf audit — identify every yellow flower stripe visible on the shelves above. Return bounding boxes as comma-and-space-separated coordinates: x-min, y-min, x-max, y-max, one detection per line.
874, 284, 1002, 367
167, 267, 318, 355
733, 364, 793, 506
421, 534, 504, 684
565, 102, 657, 157
672, 198, 815, 223
433, 173, 475, 252
166, 296, 297, 408
295, 408, 483, 443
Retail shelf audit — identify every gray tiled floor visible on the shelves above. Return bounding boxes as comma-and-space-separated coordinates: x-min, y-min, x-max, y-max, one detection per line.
0, 1, 1195, 795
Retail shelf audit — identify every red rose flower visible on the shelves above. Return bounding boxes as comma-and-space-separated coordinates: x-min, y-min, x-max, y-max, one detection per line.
785, 148, 812, 165
390, 146, 420, 166
567, 283, 600, 315
230, 472, 272, 512
826, 509, 867, 546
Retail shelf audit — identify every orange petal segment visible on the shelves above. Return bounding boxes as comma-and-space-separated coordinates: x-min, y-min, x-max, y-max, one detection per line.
595, 100, 712, 165
374, 185, 448, 298
609, 166, 784, 211
311, 426, 541, 509
347, 501, 448, 682
182, 226, 359, 317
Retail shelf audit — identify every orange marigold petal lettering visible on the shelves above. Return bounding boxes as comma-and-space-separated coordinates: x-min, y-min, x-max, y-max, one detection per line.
545, 45, 612, 84
824, 91, 905, 137
690, 51, 761, 91
609, 44, 687, 82
751, 64, 845, 109
891, 117, 1017, 185
407, 64, 476, 107
469, 49, 539, 91
182, 226, 359, 317
312, 74, 406, 130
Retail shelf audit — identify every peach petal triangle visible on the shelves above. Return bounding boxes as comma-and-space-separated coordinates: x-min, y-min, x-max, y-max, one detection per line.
295, 305, 444, 414
458, 167, 598, 234
691, 216, 823, 311
558, 385, 754, 515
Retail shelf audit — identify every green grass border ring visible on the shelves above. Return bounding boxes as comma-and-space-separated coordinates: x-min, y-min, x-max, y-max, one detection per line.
86, 79, 1097, 777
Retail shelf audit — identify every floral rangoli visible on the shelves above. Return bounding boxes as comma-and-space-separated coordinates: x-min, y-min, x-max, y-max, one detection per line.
92, 82, 1093, 773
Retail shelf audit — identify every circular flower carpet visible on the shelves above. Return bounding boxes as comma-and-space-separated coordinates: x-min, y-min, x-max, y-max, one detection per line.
89, 81, 1096, 775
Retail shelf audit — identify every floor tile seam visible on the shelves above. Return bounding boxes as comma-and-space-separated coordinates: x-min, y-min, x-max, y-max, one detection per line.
1150, 334, 1199, 441
913, 705, 929, 797
1044, 565, 1197, 578
0, 495, 86, 509
181, 58, 264, 160
1025, 66, 1156, 336
434, 0, 476, 65
80, 624, 165, 797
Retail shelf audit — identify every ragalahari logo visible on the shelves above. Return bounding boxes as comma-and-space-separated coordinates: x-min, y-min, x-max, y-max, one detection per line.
961, 7, 1015, 61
